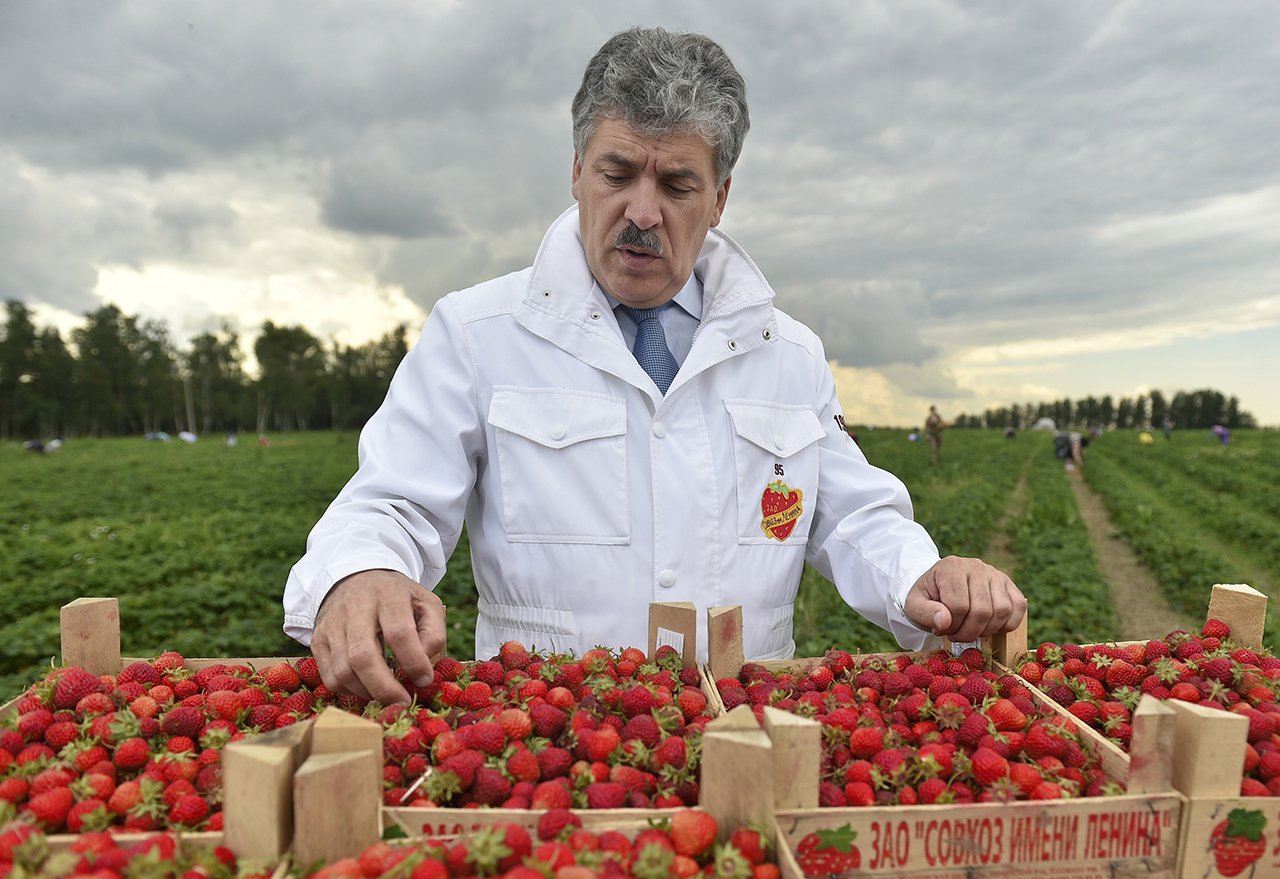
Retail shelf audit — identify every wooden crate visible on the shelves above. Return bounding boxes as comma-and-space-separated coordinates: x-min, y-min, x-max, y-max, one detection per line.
0, 597, 314, 857
1005, 583, 1280, 877
702, 609, 1184, 877
755, 696, 1183, 878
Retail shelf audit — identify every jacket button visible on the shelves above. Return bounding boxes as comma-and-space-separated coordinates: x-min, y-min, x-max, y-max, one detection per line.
657, 570, 676, 588
774, 435, 785, 451
550, 425, 567, 441
652, 423, 666, 439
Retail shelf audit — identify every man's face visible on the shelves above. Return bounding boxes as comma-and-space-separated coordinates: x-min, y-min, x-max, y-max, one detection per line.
572, 118, 731, 308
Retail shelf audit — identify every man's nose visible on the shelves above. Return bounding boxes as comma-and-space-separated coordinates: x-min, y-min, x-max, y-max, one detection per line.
623, 179, 662, 229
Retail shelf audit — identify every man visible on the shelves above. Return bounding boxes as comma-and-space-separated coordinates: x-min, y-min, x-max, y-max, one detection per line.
283, 27, 1025, 705
1054, 430, 1088, 472
925, 405, 946, 465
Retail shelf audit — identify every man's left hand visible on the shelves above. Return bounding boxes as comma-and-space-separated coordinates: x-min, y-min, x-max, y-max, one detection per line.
904, 556, 1026, 643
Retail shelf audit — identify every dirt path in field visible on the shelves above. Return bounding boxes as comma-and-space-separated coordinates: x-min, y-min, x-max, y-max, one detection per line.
1067, 472, 1194, 639
982, 466, 1028, 578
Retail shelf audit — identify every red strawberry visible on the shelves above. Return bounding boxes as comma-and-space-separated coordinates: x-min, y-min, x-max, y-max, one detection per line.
531, 780, 574, 810
1210, 808, 1268, 877
54, 668, 104, 709
794, 824, 861, 874
160, 706, 204, 738
169, 793, 210, 826
584, 781, 627, 809
536, 806, 582, 841
26, 787, 74, 830
669, 809, 717, 858
650, 736, 687, 772
471, 767, 512, 806
262, 662, 301, 693
1202, 619, 1231, 640
970, 747, 1010, 787
985, 698, 1027, 732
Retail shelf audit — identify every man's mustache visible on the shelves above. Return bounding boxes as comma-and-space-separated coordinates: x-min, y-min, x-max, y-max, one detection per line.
615, 223, 663, 256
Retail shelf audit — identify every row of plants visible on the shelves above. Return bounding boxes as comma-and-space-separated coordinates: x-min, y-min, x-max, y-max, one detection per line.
1008, 450, 1119, 644
1081, 452, 1271, 632
1099, 442, 1280, 572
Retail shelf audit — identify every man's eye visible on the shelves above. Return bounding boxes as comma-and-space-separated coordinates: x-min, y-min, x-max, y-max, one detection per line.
666, 185, 692, 196
603, 173, 628, 184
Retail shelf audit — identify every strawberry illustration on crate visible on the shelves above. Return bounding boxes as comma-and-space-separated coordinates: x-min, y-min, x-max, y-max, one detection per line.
760, 480, 803, 541
794, 823, 861, 876
1211, 808, 1267, 877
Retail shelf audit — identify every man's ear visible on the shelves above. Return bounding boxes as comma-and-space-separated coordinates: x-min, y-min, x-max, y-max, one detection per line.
710, 175, 732, 227
571, 153, 582, 202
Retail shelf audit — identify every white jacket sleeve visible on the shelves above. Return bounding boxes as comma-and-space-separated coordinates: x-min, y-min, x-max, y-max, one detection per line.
803, 345, 944, 650
282, 297, 481, 644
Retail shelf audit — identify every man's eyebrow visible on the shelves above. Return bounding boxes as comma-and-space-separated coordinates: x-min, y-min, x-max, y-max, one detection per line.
595, 152, 705, 185
597, 151, 641, 170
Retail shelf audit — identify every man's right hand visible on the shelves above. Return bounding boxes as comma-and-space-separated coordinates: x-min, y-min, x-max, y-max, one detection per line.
311, 569, 446, 705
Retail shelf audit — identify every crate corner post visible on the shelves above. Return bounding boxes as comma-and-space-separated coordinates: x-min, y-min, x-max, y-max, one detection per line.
706, 605, 744, 684
292, 750, 382, 866
700, 725, 775, 841
1207, 583, 1267, 650
59, 597, 121, 675
647, 601, 698, 666
762, 706, 820, 810
1128, 694, 1176, 794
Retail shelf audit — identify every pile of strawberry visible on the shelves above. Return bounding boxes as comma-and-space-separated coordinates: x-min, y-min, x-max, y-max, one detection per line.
715, 647, 1115, 806
0, 653, 324, 834
380, 643, 715, 811
306, 808, 775, 879
0, 822, 275, 879
1016, 619, 1280, 796
0, 640, 715, 838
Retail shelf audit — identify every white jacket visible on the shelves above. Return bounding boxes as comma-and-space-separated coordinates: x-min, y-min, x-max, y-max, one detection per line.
284, 206, 941, 661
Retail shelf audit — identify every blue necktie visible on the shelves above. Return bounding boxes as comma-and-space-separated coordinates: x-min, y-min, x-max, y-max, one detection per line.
618, 303, 680, 394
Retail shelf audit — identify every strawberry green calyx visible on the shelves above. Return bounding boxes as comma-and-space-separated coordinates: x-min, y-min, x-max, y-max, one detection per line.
710, 842, 753, 879
1225, 808, 1267, 841
631, 842, 676, 879
814, 823, 859, 853
765, 481, 792, 496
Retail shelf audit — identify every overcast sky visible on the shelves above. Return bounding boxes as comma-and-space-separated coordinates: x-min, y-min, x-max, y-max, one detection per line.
3, 1, 1278, 426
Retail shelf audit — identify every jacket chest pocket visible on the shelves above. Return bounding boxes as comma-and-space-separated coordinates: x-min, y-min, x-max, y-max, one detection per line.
725, 400, 826, 545
488, 387, 629, 544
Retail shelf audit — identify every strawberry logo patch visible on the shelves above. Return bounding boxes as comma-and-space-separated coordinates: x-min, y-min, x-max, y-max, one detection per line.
761, 480, 803, 541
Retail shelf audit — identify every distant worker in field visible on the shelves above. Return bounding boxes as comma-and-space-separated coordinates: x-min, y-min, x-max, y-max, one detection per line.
925, 405, 946, 465
284, 26, 1026, 705
1211, 424, 1231, 446
1161, 414, 1173, 441
1053, 430, 1089, 473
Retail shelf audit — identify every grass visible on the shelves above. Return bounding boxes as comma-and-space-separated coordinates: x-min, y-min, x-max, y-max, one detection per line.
4, 427, 1276, 699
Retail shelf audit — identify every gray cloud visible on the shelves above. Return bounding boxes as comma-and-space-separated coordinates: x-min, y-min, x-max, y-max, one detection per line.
2, 0, 1278, 419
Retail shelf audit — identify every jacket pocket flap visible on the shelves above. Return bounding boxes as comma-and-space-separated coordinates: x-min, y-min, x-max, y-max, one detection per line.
488, 387, 626, 449
724, 399, 826, 457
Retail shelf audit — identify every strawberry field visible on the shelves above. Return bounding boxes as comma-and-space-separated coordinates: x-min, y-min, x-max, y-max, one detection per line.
2, 427, 1279, 701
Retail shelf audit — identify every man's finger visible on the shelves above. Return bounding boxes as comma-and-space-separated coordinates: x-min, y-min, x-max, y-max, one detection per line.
935, 575, 973, 637
978, 581, 1014, 639
949, 573, 994, 643
1005, 582, 1029, 632
380, 591, 434, 689
414, 596, 447, 667
345, 616, 409, 705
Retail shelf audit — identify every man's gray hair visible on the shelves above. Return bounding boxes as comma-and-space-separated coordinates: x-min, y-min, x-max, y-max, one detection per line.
572, 27, 750, 187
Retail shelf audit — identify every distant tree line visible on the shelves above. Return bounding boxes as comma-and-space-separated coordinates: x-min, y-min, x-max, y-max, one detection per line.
952, 389, 1257, 431
0, 299, 409, 440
